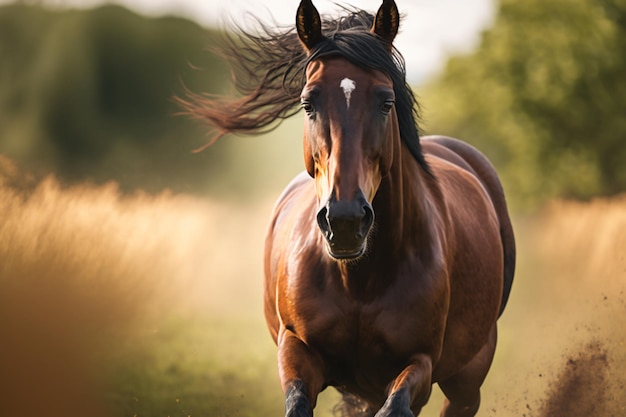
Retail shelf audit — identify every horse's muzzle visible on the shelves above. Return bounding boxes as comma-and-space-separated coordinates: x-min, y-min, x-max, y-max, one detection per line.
316, 190, 374, 260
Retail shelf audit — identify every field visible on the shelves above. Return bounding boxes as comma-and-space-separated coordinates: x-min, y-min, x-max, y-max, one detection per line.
1, 155, 624, 417
477, 197, 626, 417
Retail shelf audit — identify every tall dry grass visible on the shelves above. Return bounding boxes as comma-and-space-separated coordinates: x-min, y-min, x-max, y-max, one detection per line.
0, 155, 275, 417
475, 196, 626, 417
1, 153, 625, 416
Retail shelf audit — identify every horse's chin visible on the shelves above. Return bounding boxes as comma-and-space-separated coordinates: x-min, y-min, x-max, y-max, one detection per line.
326, 244, 367, 261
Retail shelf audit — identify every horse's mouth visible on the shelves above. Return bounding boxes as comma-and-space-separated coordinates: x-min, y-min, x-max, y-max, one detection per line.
326, 243, 367, 261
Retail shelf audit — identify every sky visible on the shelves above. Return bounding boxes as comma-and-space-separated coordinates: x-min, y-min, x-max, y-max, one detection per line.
3, 0, 496, 83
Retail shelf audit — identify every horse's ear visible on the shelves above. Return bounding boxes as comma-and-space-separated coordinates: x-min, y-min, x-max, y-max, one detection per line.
371, 0, 399, 50
296, 0, 323, 52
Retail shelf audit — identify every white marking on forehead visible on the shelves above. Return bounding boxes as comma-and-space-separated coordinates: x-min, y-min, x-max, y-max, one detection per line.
340, 78, 356, 109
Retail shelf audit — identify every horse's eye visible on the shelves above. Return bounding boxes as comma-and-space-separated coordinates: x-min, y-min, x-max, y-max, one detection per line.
301, 100, 315, 115
381, 99, 395, 115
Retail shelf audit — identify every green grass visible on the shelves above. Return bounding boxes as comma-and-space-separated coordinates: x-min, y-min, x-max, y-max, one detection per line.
104, 316, 283, 417
102, 315, 342, 417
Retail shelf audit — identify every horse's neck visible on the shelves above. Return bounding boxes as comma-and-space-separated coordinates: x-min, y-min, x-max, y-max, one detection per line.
373, 142, 437, 257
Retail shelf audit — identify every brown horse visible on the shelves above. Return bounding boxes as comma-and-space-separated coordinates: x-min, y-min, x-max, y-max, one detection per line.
181, 1, 515, 416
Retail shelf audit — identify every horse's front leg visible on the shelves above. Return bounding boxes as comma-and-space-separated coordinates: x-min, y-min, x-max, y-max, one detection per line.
278, 328, 326, 417
375, 354, 433, 417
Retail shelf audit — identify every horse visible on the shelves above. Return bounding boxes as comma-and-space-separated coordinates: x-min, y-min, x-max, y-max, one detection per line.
180, 1, 516, 416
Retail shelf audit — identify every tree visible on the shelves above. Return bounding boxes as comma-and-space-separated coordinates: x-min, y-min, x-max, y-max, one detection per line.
422, 0, 626, 208
0, 4, 233, 194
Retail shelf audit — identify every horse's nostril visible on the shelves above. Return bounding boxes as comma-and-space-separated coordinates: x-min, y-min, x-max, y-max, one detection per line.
363, 205, 374, 226
316, 206, 331, 238
357, 205, 374, 240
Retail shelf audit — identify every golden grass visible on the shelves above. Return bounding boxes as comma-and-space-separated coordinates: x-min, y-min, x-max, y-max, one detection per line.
475, 196, 626, 417
534, 196, 626, 288
1, 153, 624, 416
0, 155, 276, 417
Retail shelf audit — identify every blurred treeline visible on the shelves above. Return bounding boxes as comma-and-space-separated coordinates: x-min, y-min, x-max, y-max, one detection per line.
0, 3, 246, 195
1, 0, 625, 207
423, 0, 626, 208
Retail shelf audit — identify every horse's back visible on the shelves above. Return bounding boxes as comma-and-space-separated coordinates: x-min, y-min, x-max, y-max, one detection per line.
422, 135, 516, 317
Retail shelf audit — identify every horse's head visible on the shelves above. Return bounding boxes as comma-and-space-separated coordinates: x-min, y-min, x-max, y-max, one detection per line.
296, 0, 400, 260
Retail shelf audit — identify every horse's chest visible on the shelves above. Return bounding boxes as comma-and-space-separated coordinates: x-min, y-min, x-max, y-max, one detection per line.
281, 257, 446, 393
291, 284, 436, 369
294, 297, 429, 399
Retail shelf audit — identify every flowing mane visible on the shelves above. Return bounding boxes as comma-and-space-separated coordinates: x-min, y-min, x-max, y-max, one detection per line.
179, 7, 429, 172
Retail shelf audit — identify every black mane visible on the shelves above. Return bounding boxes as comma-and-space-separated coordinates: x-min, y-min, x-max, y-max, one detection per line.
180, 7, 429, 172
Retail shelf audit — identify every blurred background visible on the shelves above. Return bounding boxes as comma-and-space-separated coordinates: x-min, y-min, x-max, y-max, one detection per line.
0, 0, 624, 416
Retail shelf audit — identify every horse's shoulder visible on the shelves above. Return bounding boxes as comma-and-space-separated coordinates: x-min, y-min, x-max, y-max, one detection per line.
275, 171, 313, 204
269, 171, 314, 222
422, 136, 503, 214
421, 135, 504, 196
421, 137, 502, 260
421, 135, 516, 317
421, 136, 476, 173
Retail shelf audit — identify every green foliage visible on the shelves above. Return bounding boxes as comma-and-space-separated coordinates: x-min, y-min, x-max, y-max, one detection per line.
422, 0, 626, 209
0, 4, 245, 195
